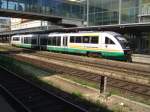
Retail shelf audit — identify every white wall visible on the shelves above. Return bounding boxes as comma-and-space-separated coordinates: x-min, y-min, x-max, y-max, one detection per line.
11, 18, 48, 31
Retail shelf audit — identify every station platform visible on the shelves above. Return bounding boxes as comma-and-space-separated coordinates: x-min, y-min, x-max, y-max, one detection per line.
132, 54, 150, 64
0, 95, 16, 112
0, 43, 9, 46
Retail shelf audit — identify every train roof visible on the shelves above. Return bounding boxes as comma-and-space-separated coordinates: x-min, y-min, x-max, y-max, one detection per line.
104, 31, 121, 36
47, 31, 121, 36
12, 34, 37, 37
11, 31, 122, 37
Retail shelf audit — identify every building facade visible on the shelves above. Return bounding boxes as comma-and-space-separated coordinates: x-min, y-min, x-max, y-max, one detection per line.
0, 17, 10, 32
1, 0, 150, 54
0, 0, 84, 20
86, 0, 149, 25
84, 0, 150, 54
0, 0, 150, 26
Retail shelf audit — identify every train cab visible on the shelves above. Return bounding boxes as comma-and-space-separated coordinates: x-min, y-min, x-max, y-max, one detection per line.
115, 35, 132, 62
101, 32, 132, 62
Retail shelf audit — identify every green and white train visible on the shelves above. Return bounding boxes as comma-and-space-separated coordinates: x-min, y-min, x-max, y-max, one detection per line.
11, 31, 132, 61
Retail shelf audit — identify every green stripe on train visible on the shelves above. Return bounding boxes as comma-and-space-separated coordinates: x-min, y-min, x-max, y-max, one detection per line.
14, 44, 32, 48
47, 46, 126, 60
47, 46, 87, 54
16, 45, 126, 60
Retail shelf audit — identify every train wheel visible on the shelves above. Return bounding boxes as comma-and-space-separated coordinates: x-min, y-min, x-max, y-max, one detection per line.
87, 52, 99, 57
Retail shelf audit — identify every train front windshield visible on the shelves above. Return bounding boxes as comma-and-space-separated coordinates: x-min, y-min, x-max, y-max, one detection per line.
115, 36, 130, 49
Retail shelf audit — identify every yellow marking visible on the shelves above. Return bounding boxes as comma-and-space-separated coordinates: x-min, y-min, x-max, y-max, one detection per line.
69, 45, 123, 52
69, 44, 82, 48
79, 33, 99, 36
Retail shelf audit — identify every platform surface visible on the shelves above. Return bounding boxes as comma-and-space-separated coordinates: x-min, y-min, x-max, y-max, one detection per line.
132, 54, 150, 64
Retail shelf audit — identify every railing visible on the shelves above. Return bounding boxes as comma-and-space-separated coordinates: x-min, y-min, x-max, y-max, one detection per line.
0, 0, 83, 20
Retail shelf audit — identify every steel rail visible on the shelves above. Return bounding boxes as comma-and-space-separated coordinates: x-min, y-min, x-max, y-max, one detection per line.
0, 65, 88, 112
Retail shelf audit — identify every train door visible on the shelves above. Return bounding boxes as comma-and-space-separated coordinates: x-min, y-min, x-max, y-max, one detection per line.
37, 35, 40, 48
63, 36, 68, 47
62, 36, 68, 52
21, 36, 24, 44
39, 34, 48, 50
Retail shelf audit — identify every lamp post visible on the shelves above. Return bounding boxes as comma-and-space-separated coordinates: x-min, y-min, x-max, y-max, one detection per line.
86, 0, 89, 26
81, 0, 89, 26
119, 0, 122, 24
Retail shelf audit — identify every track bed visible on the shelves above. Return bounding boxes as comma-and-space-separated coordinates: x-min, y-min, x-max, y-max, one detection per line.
0, 67, 87, 112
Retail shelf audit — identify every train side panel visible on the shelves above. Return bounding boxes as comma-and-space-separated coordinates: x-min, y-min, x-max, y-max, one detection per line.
46, 34, 65, 52
46, 32, 129, 61
67, 33, 100, 54
19, 35, 38, 49
11, 31, 132, 61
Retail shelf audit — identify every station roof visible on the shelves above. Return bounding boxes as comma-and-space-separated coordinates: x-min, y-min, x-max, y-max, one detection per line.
1, 23, 150, 37
0, 9, 62, 22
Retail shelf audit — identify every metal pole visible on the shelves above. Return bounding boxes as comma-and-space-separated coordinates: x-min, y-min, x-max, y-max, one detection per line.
83, 1, 85, 23
100, 76, 107, 94
138, 0, 142, 23
86, 0, 89, 26
119, 0, 122, 25
6, 0, 8, 9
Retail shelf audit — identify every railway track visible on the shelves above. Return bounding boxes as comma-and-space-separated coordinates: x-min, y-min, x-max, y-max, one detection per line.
33, 51, 150, 77
0, 85, 29, 112
8, 54, 150, 98
1, 45, 150, 98
0, 66, 88, 112
1, 45, 150, 77
42, 62, 150, 98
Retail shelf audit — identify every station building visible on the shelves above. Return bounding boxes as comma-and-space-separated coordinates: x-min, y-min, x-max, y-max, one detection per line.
0, 0, 150, 54
86, 0, 150, 54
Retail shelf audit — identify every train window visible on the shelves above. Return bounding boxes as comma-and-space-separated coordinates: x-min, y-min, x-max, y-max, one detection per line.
52, 37, 57, 46
13, 37, 20, 41
70, 36, 75, 43
116, 36, 129, 49
48, 37, 52, 45
48, 38, 51, 45
21, 38, 23, 43
56, 37, 61, 46
40, 37, 47, 45
24, 37, 31, 44
83, 36, 90, 43
24, 37, 27, 44
91, 36, 98, 44
31, 38, 37, 44
75, 36, 82, 43
105, 37, 115, 44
